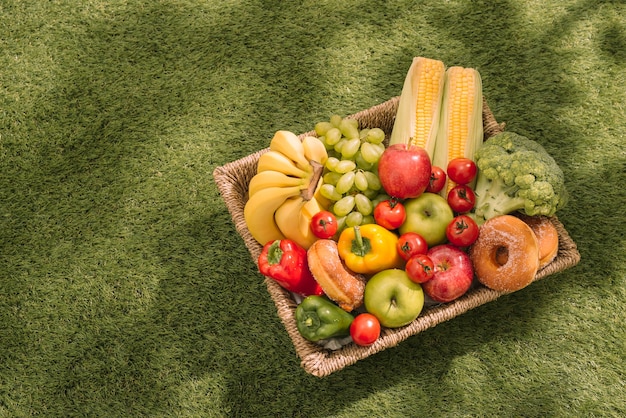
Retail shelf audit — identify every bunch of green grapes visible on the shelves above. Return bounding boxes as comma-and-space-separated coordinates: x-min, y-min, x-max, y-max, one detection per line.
314, 115, 390, 233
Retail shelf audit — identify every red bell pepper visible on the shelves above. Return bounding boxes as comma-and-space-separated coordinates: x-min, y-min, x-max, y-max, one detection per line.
258, 239, 323, 296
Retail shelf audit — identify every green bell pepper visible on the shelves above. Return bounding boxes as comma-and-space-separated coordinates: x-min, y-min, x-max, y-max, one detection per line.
295, 295, 354, 342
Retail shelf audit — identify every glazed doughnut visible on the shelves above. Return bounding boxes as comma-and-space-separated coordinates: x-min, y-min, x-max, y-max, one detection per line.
515, 213, 559, 269
469, 215, 540, 293
307, 239, 366, 311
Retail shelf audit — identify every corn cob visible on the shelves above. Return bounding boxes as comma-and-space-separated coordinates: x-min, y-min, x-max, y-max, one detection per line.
432, 66, 484, 194
389, 57, 446, 158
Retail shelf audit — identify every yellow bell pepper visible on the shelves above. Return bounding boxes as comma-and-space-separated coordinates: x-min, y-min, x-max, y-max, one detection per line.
337, 224, 404, 275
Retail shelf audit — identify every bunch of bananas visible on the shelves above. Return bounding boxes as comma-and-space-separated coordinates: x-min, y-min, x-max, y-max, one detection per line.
244, 130, 330, 249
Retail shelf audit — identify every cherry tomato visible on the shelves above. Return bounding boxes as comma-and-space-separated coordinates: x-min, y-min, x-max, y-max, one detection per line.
447, 184, 476, 214
373, 198, 406, 230
446, 215, 480, 247
350, 313, 381, 346
405, 254, 435, 284
396, 232, 429, 261
310, 210, 338, 239
426, 166, 447, 193
447, 158, 477, 185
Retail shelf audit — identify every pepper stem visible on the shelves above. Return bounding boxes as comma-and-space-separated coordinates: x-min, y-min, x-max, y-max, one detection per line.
351, 226, 372, 257
302, 311, 320, 330
355, 226, 363, 248
267, 240, 284, 265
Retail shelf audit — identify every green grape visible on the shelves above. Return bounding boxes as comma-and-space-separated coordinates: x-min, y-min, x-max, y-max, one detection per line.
354, 193, 373, 216
320, 184, 343, 201
333, 195, 356, 217
315, 121, 333, 137
345, 211, 364, 227
335, 215, 347, 234
340, 119, 359, 139
361, 215, 375, 225
323, 171, 342, 186
363, 171, 382, 190
330, 114, 343, 128
333, 138, 347, 154
325, 127, 342, 146
371, 143, 386, 159
335, 160, 356, 174
335, 171, 356, 195
341, 137, 361, 159
359, 128, 370, 140
346, 118, 359, 130
366, 127, 386, 144
354, 170, 369, 191
360, 142, 381, 164
355, 151, 375, 170
362, 188, 379, 200
325, 157, 340, 171
371, 193, 391, 209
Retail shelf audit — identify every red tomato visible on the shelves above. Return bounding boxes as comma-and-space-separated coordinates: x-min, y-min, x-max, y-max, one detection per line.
350, 313, 381, 346
447, 158, 477, 185
426, 166, 447, 193
447, 184, 476, 214
310, 211, 338, 239
405, 254, 435, 284
446, 215, 480, 247
396, 232, 429, 261
373, 198, 406, 230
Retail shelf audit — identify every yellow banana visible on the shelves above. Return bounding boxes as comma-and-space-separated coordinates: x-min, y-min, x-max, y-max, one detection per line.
274, 197, 316, 249
275, 196, 325, 249
269, 130, 310, 170
301, 194, 326, 220
244, 185, 302, 246
246, 130, 330, 247
247, 170, 306, 198
257, 150, 308, 178
302, 135, 328, 166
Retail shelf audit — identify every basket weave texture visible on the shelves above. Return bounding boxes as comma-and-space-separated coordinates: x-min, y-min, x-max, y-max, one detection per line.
213, 96, 581, 377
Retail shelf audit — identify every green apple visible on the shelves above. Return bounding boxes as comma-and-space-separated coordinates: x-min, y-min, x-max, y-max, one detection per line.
364, 269, 424, 328
399, 192, 454, 247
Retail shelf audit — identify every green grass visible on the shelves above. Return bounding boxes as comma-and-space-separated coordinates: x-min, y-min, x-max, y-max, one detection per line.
1, 0, 625, 416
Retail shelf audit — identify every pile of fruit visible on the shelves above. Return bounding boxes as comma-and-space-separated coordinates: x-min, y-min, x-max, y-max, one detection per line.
244, 57, 568, 348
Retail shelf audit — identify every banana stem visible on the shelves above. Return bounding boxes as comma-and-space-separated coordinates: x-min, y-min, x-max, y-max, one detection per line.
301, 160, 323, 201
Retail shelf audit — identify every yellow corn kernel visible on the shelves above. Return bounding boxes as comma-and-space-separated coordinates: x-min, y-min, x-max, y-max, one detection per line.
390, 57, 446, 159
432, 66, 484, 195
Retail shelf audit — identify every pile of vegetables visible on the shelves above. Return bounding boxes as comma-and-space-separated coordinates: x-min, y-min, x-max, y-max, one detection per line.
243, 56, 571, 349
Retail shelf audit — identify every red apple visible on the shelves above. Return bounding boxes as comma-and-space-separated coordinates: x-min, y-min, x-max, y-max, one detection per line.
422, 244, 474, 303
377, 144, 432, 199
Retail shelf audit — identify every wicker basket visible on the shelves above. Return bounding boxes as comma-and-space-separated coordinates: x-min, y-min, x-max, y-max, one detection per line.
213, 96, 581, 377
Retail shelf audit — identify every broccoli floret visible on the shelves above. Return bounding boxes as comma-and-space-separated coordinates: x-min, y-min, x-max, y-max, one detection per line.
469, 131, 568, 225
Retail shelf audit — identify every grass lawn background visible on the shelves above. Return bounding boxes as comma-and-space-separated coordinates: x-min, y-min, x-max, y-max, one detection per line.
1, 0, 624, 416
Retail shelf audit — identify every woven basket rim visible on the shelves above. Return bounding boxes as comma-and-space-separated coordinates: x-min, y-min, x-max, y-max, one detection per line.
213, 96, 581, 378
